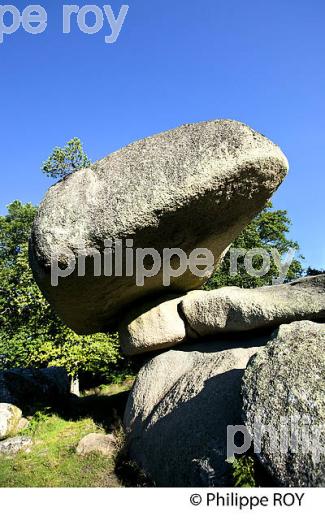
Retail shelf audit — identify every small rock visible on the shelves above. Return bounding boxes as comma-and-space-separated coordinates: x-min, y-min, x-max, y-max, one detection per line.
0, 436, 33, 456
0, 403, 22, 440
76, 433, 116, 457
17, 418, 30, 432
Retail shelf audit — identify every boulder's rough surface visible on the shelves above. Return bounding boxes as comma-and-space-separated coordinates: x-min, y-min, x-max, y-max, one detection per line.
0, 404, 22, 440
0, 436, 33, 456
124, 336, 268, 486
29, 120, 288, 333
118, 295, 186, 355
181, 275, 325, 337
0, 367, 69, 410
242, 320, 325, 487
119, 275, 325, 355
76, 433, 116, 457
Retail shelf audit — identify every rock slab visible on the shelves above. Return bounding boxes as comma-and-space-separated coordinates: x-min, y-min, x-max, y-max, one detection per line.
181, 274, 325, 337
119, 275, 325, 355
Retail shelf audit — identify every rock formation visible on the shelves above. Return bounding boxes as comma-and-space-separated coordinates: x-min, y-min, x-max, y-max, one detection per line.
28, 120, 325, 486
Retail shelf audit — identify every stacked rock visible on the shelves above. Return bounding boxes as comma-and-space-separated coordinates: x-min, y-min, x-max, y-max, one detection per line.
29, 120, 325, 486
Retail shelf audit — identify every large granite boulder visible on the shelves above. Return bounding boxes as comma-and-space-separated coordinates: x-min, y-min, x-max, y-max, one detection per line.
0, 403, 22, 440
124, 335, 268, 486
242, 320, 325, 487
119, 275, 325, 355
30, 120, 288, 333
0, 367, 69, 411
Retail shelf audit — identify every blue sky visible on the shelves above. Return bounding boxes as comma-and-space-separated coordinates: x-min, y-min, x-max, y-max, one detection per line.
0, 0, 324, 268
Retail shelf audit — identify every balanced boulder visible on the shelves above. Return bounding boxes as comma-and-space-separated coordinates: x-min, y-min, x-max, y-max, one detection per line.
242, 320, 325, 487
29, 120, 288, 333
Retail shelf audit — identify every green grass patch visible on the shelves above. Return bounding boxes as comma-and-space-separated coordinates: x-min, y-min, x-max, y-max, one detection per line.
0, 413, 121, 487
0, 376, 136, 488
82, 376, 134, 398
232, 455, 256, 487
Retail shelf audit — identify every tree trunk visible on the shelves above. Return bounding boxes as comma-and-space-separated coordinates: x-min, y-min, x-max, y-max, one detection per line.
70, 375, 80, 396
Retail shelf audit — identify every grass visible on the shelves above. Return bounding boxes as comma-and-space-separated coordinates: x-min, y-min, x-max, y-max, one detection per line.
0, 380, 136, 488
232, 455, 256, 487
82, 376, 134, 397
0, 414, 121, 487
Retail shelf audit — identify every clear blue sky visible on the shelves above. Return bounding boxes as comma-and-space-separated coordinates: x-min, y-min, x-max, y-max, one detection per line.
0, 0, 324, 268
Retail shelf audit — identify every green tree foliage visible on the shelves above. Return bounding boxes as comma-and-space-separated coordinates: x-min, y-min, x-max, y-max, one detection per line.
306, 267, 325, 276
0, 204, 120, 384
41, 138, 91, 179
0, 202, 42, 335
206, 202, 304, 290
